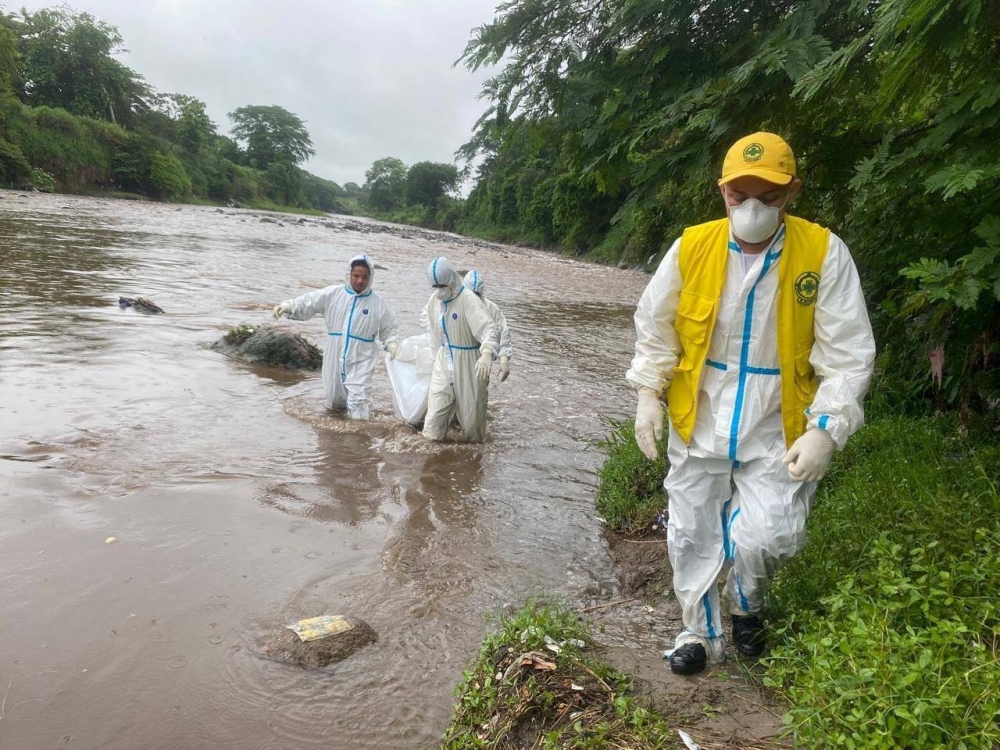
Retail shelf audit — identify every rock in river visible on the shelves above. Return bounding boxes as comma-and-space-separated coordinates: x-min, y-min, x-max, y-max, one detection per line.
262, 615, 377, 669
211, 324, 322, 370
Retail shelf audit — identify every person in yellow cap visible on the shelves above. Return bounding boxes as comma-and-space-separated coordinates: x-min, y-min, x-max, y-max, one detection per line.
626, 132, 876, 675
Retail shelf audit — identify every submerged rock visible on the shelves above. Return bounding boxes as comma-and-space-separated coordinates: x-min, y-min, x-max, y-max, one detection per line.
211, 324, 322, 370
262, 615, 377, 669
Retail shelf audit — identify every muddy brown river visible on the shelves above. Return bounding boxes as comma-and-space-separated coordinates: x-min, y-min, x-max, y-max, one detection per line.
0, 192, 655, 749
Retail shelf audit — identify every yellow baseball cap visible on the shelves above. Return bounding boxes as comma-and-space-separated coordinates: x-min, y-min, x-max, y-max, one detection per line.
718, 132, 796, 186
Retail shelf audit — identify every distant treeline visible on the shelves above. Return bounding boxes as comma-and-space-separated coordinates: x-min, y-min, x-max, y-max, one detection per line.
0, 7, 345, 212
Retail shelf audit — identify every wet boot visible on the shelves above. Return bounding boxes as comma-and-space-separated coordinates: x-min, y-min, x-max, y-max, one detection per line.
731, 614, 766, 658
668, 643, 707, 675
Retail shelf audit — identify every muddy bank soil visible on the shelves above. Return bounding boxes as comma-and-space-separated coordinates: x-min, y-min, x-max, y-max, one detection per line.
604, 529, 671, 597
589, 531, 790, 749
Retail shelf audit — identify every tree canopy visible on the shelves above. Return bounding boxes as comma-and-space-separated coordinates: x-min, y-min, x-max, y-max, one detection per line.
228, 104, 316, 169
0, 5, 343, 213
10, 7, 150, 124
405, 161, 459, 207
364, 156, 407, 211
458, 0, 1000, 420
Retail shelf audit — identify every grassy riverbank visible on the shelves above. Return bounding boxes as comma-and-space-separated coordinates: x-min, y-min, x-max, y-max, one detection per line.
442, 603, 678, 749
763, 418, 1000, 748
590, 413, 1000, 748
445, 413, 998, 748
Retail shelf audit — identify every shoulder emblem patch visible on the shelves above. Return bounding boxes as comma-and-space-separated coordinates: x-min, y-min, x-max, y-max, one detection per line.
795, 272, 820, 306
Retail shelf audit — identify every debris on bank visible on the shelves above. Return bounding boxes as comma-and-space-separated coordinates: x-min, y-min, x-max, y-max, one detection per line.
442, 603, 677, 749
211, 324, 322, 370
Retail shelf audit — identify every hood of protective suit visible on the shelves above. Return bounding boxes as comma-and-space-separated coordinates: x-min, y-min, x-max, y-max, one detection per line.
346, 254, 375, 295
462, 269, 485, 296
428, 256, 463, 302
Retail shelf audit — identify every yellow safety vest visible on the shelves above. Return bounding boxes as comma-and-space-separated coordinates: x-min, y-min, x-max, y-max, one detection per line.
666, 215, 830, 449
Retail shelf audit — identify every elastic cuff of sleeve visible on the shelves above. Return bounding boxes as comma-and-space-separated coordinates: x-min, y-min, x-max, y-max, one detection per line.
807, 412, 846, 449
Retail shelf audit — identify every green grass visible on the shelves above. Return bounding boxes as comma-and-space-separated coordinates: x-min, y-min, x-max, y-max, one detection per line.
442, 602, 677, 749
763, 416, 1000, 749
590, 409, 1000, 747
223, 324, 257, 346
594, 418, 667, 534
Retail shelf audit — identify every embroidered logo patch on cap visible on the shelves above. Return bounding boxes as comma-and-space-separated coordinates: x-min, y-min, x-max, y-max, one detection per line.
743, 143, 764, 162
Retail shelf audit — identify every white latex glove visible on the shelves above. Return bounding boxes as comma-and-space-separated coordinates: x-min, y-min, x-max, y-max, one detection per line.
635, 387, 664, 461
497, 355, 510, 382
783, 428, 836, 482
385, 341, 399, 360
475, 349, 493, 382
272, 301, 292, 319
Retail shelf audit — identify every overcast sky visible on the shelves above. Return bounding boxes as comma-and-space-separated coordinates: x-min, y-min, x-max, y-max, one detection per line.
15, 0, 500, 187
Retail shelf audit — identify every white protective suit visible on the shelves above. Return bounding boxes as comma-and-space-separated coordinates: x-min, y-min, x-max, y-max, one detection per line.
281, 254, 399, 420
462, 270, 513, 360
626, 223, 876, 660
422, 258, 498, 442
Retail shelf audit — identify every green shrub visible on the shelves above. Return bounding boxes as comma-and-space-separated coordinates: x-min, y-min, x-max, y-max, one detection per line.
594, 418, 667, 534
5, 102, 121, 188
113, 132, 155, 193
0, 136, 29, 185
26, 167, 55, 192
33, 105, 79, 136
149, 151, 191, 199
230, 164, 260, 203
764, 417, 1000, 749
223, 324, 257, 346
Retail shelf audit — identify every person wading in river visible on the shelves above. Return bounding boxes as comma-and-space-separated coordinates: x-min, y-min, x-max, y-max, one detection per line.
273, 254, 399, 420
626, 132, 876, 675
422, 257, 497, 443
462, 270, 513, 383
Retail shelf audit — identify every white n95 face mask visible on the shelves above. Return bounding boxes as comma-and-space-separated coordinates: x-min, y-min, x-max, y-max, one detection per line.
729, 197, 782, 244
435, 287, 453, 301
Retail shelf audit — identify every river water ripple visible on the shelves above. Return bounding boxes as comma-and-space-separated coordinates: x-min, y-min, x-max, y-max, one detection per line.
0, 191, 651, 750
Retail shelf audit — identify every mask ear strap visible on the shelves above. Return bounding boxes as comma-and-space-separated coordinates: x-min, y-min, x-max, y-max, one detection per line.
780, 185, 794, 211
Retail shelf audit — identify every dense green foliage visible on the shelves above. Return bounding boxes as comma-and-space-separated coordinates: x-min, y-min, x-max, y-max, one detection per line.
405, 160, 459, 207
364, 156, 407, 210
229, 104, 315, 169
594, 418, 666, 534
13, 8, 149, 125
356, 156, 464, 230
458, 0, 1000, 418
764, 417, 1000, 748
0, 5, 346, 213
443, 602, 676, 749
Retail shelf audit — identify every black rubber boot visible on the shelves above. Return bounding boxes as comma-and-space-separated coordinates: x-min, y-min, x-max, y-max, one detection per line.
731, 614, 766, 658
668, 643, 707, 675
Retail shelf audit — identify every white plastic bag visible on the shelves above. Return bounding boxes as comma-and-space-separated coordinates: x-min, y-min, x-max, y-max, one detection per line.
386, 334, 433, 426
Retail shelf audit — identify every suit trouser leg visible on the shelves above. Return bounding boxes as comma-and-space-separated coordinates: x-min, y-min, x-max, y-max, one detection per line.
664, 436, 733, 659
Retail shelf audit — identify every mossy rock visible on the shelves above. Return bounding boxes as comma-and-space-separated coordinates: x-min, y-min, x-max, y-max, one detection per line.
212, 324, 322, 370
